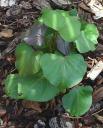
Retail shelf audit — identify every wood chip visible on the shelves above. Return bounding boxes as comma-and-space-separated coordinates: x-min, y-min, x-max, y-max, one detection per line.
0, 29, 13, 38
94, 114, 103, 123
49, 117, 74, 128
87, 61, 103, 80
0, 0, 16, 7
93, 87, 103, 102
88, 0, 103, 19
79, 2, 91, 12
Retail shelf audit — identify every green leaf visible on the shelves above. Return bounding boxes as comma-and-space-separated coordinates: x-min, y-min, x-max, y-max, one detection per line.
69, 8, 78, 16
84, 24, 99, 43
62, 86, 93, 116
15, 43, 42, 76
5, 74, 59, 102
40, 53, 87, 88
75, 24, 99, 53
39, 9, 81, 42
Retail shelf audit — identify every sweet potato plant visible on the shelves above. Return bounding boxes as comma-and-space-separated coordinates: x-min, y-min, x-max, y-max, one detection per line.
5, 9, 99, 117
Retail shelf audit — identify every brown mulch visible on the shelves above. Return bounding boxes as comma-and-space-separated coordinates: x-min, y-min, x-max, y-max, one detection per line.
0, 0, 103, 128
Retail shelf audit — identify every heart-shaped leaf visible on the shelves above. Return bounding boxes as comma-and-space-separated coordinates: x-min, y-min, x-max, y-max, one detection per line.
75, 24, 99, 53
62, 86, 93, 116
39, 9, 81, 42
40, 53, 87, 88
15, 43, 42, 76
5, 74, 59, 102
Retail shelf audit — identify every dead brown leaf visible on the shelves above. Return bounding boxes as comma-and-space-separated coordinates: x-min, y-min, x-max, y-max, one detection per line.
22, 100, 42, 113
0, 29, 13, 38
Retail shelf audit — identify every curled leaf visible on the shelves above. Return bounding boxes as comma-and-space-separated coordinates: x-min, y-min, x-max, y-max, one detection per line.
21, 23, 47, 49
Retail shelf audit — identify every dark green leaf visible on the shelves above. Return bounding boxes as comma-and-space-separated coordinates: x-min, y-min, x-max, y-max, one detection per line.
62, 86, 93, 116
5, 74, 59, 102
69, 8, 78, 16
40, 53, 87, 88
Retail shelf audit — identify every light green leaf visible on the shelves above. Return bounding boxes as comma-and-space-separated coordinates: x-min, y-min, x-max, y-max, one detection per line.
40, 53, 87, 88
84, 24, 99, 43
39, 9, 65, 30
62, 86, 93, 116
75, 24, 99, 53
5, 74, 59, 102
15, 43, 42, 76
39, 9, 81, 42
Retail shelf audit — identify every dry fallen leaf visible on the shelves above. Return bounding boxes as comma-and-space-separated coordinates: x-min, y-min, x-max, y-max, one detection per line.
0, 29, 13, 38
22, 100, 42, 113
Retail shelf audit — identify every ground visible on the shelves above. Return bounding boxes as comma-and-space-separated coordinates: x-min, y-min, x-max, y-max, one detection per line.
0, 0, 103, 128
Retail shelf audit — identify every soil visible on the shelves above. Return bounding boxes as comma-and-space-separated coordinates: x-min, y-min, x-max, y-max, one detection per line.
0, 0, 103, 128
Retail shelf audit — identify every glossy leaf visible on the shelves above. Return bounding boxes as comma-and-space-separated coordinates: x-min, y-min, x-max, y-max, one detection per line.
40, 53, 87, 88
15, 43, 42, 76
62, 86, 93, 116
75, 24, 99, 53
39, 9, 81, 42
5, 74, 59, 102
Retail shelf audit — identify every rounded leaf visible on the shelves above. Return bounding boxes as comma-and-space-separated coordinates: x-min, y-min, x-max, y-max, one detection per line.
59, 16, 81, 42
5, 74, 59, 102
39, 9, 65, 30
39, 9, 81, 42
75, 31, 96, 53
75, 24, 99, 53
62, 86, 93, 116
40, 53, 87, 88
15, 43, 42, 76
84, 24, 99, 44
